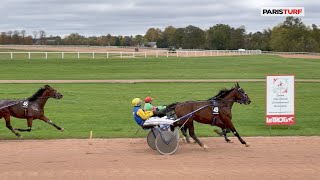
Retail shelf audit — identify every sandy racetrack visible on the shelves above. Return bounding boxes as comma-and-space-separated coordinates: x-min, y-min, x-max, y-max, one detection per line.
0, 136, 319, 180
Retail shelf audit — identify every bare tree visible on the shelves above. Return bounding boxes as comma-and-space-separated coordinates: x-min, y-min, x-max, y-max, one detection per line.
39, 30, 46, 44
7, 30, 13, 44
39, 30, 46, 39
21, 30, 26, 44
32, 30, 39, 40
12, 30, 21, 44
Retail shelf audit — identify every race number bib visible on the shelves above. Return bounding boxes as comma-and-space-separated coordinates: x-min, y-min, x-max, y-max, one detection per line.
22, 101, 29, 108
213, 107, 219, 113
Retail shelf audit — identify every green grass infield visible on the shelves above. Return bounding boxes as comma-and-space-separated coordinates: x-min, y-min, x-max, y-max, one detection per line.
0, 55, 319, 80
0, 82, 319, 139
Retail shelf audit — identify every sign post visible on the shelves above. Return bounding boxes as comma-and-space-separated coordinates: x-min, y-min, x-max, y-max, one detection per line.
266, 75, 295, 126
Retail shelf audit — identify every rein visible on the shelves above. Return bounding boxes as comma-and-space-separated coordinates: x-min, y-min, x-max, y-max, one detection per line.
170, 98, 238, 109
173, 104, 210, 129
28, 96, 56, 100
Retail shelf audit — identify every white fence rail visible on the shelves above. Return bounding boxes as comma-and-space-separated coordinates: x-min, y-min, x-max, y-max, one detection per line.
0, 50, 262, 60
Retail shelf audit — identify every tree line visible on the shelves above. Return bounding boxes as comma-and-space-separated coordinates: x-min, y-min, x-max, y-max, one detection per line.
0, 17, 319, 52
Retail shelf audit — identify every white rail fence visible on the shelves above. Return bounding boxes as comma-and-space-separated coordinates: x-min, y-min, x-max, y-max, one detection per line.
0, 50, 262, 60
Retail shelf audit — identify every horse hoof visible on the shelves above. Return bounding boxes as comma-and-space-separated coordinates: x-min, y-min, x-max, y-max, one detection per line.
245, 143, 250, 147
226, 141, 233, 143
16, 134, 22, 138
202, 145, 209, 150
60, 128, 64, 132
181, 137, 186, 142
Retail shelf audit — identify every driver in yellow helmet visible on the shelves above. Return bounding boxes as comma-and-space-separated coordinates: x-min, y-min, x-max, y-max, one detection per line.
132, 98, 153, 126
132, 98, 173, 127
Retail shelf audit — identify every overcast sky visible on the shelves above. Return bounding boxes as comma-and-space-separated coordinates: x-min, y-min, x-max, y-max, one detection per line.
1, 0, 319, 37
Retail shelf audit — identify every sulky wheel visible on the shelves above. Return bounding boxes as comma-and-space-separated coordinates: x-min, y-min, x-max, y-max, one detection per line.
155, 130, 179, 155
147, 128, 160, 150
173, 128, 180, 140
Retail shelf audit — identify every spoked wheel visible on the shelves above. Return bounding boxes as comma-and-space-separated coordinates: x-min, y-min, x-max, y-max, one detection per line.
155, 130, 179, 155
147, 128, 160, 150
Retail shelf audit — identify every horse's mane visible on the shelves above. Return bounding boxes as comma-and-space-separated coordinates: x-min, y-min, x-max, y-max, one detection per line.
27, 88, 46, 101
208, 88, 234, 100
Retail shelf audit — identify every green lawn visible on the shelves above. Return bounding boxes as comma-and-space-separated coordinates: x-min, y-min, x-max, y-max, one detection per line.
0, 82, 319, 139
0, 55, 319, 80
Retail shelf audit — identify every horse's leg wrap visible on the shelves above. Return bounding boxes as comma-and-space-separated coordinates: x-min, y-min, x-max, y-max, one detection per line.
47, 120, 62, 130
15, 127, 32, 132
222, 129, 231, 142
15, 118, 33, 132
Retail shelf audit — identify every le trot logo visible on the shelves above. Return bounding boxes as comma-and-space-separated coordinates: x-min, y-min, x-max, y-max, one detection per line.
261, 7, 304, 16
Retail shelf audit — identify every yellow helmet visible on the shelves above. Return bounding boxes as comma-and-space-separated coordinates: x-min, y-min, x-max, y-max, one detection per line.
131, 98, 142, 106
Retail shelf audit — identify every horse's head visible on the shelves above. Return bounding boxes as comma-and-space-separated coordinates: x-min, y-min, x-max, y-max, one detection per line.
233, 83, 251, 105
43, 85, 63, 99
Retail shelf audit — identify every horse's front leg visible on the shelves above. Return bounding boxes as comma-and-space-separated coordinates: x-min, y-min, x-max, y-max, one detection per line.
39, 115, 64, 132
14, 118, 33, 132
227, 121, 249, 147
188, 122, 208, 149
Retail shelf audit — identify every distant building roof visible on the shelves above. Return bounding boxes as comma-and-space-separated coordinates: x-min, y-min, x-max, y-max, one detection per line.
146, 42, 157, 46
145, 42, 157, 48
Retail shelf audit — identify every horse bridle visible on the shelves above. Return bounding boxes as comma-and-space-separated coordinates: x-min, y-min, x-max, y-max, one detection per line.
236, 88, 248, 104
38, 89, 62, 99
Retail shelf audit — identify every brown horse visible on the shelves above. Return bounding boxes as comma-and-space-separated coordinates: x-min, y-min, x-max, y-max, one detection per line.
166, 83, 251, 149
0, 85, 64, 137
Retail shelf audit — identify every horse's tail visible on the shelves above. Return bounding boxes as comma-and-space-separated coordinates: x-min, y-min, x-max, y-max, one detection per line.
165, 102, 179, 111
162, 102, 180, 120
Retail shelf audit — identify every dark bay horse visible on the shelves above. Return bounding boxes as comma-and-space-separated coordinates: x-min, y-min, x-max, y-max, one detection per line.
0, 85, 64, 137
166, 83, 251, 149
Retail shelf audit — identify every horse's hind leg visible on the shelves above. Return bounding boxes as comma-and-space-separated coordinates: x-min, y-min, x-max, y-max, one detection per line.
14, 118, 33, 132
187, 122, 208, 149
4, 116, 21, 137
214, 128, 232, 143
180, 126, 191, 143
39, 115, 64, 131
222, 129, 232, 143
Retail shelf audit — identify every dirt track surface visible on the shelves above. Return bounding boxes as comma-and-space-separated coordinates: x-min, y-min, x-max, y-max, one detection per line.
0, 137, 319, 180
